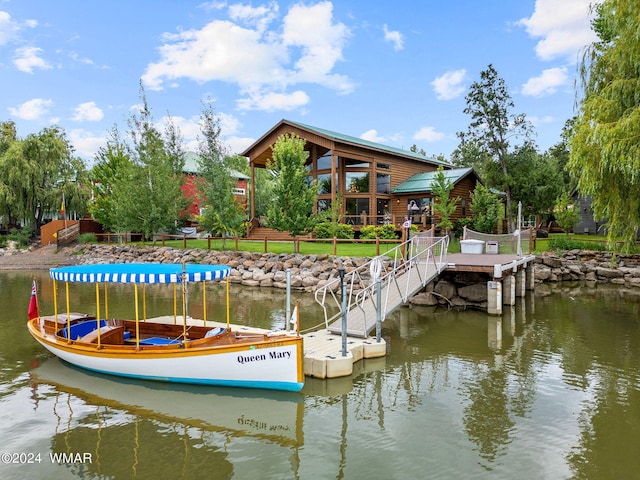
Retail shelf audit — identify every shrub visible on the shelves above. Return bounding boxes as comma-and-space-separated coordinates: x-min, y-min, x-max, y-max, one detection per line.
359, 224, 398, 240
359, 225, 377, 239
376, 224, 398, 239
78, 233, 97, 244
314, 222, 354, 239
8, 227, 32, 247
549, 237, 608, 252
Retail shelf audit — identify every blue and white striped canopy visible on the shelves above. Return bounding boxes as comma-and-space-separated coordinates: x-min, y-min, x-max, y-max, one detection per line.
50, 263, 231, 284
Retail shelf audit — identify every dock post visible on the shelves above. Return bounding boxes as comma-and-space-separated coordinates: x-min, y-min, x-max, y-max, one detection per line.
525, 264, 535, 291
502, 275, 515, 306
487, 281, 502, 315
515, 269, 526, 297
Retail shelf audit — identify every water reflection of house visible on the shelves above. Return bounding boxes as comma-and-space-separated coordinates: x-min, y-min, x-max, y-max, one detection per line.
242, 120, 479, 237
181, 151, 250, 219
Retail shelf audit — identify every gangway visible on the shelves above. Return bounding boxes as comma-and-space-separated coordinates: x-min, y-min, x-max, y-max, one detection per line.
314, 233, 449, 338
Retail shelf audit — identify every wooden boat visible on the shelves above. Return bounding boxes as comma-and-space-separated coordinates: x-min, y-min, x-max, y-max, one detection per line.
27, 263, 304, 392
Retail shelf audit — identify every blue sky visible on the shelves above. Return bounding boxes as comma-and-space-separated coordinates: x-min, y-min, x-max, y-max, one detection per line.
0, 0, 598, 162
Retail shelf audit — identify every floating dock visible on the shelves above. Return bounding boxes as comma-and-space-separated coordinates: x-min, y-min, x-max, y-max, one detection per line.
148, 316, 385, 380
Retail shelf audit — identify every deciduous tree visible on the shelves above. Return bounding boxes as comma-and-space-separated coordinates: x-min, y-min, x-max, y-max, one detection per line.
455, 64, 533, 232
266, 133, 318, 252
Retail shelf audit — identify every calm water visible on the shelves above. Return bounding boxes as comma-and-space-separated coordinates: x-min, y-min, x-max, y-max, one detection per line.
1, 270, 640, 480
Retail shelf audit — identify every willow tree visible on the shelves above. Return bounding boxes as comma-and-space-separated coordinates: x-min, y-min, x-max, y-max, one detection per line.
266, 133, 318, 253
569, 0, 640, 249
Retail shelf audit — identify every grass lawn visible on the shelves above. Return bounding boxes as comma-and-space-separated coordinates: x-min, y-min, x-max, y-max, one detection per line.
118, 233, 622, 258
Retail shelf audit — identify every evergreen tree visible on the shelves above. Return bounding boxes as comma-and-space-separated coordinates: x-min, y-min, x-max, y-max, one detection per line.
196, 101, 245, 245
431, 167, 460, 235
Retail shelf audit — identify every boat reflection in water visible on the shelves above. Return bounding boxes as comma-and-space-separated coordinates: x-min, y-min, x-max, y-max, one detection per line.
31, 358, 303, 478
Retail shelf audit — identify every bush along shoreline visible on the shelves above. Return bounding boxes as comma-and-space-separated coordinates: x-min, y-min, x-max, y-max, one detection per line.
56, 244, 640, 292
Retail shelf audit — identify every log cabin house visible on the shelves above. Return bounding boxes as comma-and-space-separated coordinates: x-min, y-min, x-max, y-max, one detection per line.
242, 119, 480, 237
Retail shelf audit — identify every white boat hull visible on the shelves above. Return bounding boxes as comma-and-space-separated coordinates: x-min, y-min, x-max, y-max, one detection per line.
29, 324, 304, 392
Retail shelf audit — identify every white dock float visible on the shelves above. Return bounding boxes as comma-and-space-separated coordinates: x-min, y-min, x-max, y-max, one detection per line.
301, 329, 386, 379
147, 316, 387, 380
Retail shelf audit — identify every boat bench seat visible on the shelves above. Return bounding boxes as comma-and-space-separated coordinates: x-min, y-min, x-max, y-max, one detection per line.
59, 319, 106, 339
80, 325, 124, 344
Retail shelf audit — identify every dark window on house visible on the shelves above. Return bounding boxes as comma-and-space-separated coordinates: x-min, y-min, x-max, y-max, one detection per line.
376, 173, 390, 194
377, 163, 390, 170
318, 199, 331, 212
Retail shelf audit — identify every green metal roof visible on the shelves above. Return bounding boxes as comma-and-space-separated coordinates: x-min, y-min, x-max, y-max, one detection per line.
391, 167, 474, 194
286, 120, 450, 167
182, 152, 250, 180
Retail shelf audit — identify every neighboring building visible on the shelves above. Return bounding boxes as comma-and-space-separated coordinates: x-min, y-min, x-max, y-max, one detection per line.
241, 119, 479, 232
181, 152, 250, 219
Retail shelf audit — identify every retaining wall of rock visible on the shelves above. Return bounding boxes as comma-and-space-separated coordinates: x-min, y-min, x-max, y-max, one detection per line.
65, 245, 640, 308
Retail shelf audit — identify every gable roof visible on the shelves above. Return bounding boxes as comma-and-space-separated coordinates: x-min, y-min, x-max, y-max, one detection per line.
242, 119, 450, 167
182, 152, 250, 180
391, 167, 476, 194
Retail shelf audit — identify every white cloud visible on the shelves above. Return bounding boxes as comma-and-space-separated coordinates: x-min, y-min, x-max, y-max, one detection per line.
360, 129, 386, 143
0, 11, 37, 46
413, 126, 445, 142
521, 67, 568, 97
68, 129, 107, 160
71, 101, 104, 122
8, 98, 53, 120
237, 90, 310, 111
0, 11, 19, 45
431, 69, 467, 100
383, 24, 404, 51
517, 0, 598, 62
13, 46, 51, 73
142, 1, 352, 112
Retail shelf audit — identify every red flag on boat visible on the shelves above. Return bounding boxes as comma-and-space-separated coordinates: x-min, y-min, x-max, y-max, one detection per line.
28, 280, 39, 320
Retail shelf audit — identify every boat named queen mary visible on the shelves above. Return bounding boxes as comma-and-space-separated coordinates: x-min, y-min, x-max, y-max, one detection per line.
26, 263, 304, 392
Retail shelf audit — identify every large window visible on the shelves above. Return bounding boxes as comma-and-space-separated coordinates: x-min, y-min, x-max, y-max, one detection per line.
317, 151, 333, 170
346, 172, 369, 193
345, 198, 370, 225
317, 173, 332, 195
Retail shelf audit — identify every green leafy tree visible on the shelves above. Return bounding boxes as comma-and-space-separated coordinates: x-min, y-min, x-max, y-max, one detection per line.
113, 85, 187, 239
455, 64, 534, 232
469, 184, 501, 233
431, 167, 460, 235
89, 126, 132, 231
554, 193, 580, 236
266, 133, 318, 252
196, 101, 245, 246
254, 168, 275, 218
507, 143, 565, 222
568, 0, 640, 249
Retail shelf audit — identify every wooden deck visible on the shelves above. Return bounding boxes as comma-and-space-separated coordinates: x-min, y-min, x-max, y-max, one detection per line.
447, 253, 536, 278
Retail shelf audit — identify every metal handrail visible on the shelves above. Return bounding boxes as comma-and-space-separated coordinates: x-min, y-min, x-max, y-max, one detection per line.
314, 233, 450, 336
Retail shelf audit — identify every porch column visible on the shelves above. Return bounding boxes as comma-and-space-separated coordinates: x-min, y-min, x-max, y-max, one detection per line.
250, 161, 256, 220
